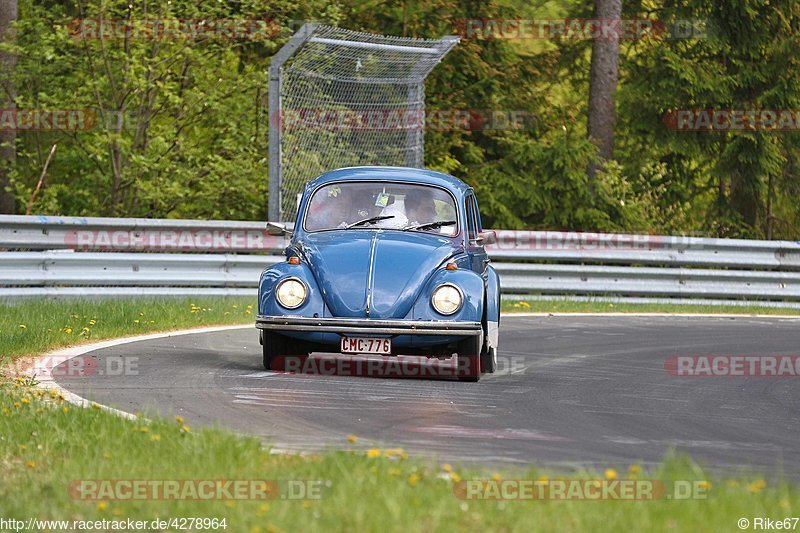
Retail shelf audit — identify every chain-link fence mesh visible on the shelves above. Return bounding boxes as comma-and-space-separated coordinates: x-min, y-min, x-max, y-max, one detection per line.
270, 25, 458, 221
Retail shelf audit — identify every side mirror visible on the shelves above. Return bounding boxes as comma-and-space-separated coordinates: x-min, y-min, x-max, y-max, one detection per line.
266, 221, 292, 236
477, 230, 497, 245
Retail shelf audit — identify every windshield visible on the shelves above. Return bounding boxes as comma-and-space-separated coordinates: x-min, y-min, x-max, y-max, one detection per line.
303, 181, 458, 236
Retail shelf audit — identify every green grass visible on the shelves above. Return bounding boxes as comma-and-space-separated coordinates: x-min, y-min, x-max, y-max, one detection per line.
0, 297, 256, 362
502, 298, 800, 315
1, 298, 798, 531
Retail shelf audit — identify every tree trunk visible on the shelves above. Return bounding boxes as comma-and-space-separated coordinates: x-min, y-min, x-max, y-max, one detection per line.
0, 0, 17, 214
586, 0, 622, 185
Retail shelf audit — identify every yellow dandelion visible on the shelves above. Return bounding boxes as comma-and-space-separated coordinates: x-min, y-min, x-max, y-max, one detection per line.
91, 403, 101, 409
449, 472, 461, 483
133, 319, 140, 324
20, 397, 29, 404
346, 434, 358, 443
62, 406, 69, 413
442, 463, 452, 472
225, 501, 236, 509
96, 501, 108, 511
150, 434, 161, 442
366, 448, 381, 458
628, 464, 642, 476
259, 503, 270, 513
175, 415, 184, 423
181, 425, 191, 433
64, 327, 73, 334
18, 324, 27, 329
491, 472, 502, 482
537, 475, 549, 483
748, 479, 766, 493
89, 320, 96, 325
302, 501, 312, 509
407, 473, 419, 487
13, 402, 21, 408
605, 468, 618, 480
25, 461, 37, 468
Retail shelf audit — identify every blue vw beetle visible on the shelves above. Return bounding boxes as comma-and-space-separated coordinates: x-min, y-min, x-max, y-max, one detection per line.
256, 166, 500, 381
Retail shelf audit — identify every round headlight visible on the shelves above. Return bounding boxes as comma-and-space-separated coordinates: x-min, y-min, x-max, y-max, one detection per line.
431, 284, 463, 315
275, 278, 307, 309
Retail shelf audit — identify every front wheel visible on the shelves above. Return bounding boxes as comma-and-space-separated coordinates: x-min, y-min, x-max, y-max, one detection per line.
262, 331, 310, 370
456, 335, 481, 382
481, 344, 497, 374
262, 331, 287, 370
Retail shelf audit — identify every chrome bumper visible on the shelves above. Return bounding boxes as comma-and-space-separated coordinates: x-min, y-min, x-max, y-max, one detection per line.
256, 315, 482, 336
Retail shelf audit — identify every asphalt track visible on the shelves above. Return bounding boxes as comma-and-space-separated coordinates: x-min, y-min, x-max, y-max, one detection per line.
54, 315, 800, 478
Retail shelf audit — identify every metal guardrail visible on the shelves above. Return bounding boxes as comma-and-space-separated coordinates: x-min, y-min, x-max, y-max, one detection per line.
2, 215, 800, 307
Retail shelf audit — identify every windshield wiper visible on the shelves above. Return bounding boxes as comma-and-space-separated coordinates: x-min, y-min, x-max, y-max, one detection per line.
345, 215, 395, 229
403, 220, 456, 232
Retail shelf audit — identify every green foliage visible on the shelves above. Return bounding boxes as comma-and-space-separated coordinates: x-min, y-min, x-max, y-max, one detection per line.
3, 0, 800, 239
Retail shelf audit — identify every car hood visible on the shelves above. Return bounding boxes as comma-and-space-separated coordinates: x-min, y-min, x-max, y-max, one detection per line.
299, 231, 459, 319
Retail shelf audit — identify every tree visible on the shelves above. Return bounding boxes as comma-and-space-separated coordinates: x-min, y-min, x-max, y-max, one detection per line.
586, 0, 622, 185
0, 0, 16, 214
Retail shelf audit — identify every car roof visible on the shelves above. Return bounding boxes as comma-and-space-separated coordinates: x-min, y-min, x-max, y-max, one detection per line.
306, 166, 472, 196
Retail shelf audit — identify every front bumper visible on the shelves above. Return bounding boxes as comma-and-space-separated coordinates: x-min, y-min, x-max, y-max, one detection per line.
256, 315, 482, 336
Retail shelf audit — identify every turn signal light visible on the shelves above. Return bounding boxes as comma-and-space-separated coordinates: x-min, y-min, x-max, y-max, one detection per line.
445, 262, 458, 271
288, 257, 301, 265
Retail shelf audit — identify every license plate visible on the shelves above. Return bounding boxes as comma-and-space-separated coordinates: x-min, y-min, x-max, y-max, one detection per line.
340, 337, 391, 355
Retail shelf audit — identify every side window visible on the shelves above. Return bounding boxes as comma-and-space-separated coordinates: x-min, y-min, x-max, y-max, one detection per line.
470, 195, 482, 231
465, 195, 478, 242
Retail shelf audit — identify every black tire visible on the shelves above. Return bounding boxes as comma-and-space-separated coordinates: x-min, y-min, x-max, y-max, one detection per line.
481, 343, 497, 374
456, 335, 481, 382
262, 331, 287, 370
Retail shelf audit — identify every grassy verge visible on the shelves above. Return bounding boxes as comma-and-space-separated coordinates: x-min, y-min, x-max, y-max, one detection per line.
1, 298, 797, 531
502, 298, 800, 315
0, 297, 256, 362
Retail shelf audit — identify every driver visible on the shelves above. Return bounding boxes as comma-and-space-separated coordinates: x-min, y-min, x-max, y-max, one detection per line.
404, 188, 437, 227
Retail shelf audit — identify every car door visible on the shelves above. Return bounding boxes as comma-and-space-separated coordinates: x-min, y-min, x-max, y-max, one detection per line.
464, 193, 489, 275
